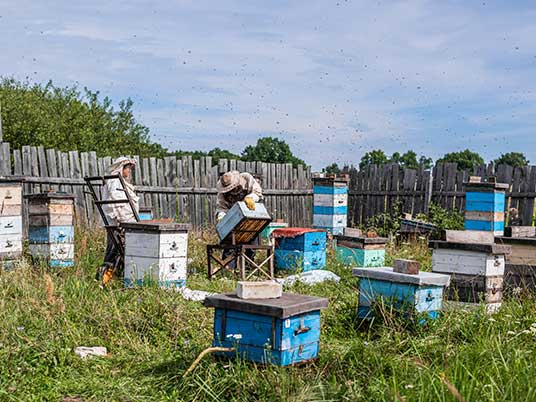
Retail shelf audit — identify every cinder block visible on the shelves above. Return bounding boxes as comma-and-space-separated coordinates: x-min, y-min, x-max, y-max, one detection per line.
393, 259, 420, 275
343, 227, 363, 238
236, 281, 283, 299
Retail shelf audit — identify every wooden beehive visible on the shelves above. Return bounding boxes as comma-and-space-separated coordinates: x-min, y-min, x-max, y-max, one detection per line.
353, 267, 450, 320
430, 240, 510, 310
26, 192, 75, 268
464, 181, 508, 235
138, 206, 154, 221
204, 292, 328, 366
334, 235, 388, 267
273, 229, 327, 271
122, 222, 190, 288
216, 201, 271, 244
312, 177, 348, 236
496, 236, 536, 292
0, 180, 23, 270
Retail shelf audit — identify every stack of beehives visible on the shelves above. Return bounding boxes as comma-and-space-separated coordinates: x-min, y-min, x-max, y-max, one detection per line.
27, 193, 76, 268
0, 180, 23, 270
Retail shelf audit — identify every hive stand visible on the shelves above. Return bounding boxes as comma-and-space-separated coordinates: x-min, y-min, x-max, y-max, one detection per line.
84, 174, 140, 277
208, 202, 274, 280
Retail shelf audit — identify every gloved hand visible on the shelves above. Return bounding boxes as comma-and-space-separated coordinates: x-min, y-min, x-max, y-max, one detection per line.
244, 197, 256, 211
217, 212, 226, 222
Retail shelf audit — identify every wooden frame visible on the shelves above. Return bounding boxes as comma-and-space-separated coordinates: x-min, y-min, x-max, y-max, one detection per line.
207, 243, 274, 280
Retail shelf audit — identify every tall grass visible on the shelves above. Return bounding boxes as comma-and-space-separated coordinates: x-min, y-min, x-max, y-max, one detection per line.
1, 229, 536, 401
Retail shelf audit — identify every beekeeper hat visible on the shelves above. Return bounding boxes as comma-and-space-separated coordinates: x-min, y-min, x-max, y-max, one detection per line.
107, 157, 137, 175
217, 171, 241, 193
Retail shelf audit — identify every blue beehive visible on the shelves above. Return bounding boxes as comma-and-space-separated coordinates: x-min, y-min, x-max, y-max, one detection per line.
273, 228, 327, 271
335, 235, 388, 267
138, 206, 154, 221
353, 267, 450, 320
313, 177, 348, 236
26, 192, 76, 268
204, 292, 328, 366
464, 181, 508, 235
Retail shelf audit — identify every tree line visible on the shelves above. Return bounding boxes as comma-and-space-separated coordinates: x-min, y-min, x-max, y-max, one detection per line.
0, 77, 530, 172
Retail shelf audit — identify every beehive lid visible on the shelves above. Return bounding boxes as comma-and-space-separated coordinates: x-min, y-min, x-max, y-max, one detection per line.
334, 235, 389, 245
24, 192, 76, 200
271, 227, 326, 239
464, 182, 509, 191
121, 222, 191, 232
216, 201, 272, 243
204, 292, 329, 318
429, 240, 510, 255
352, 267, 450, 287
0, 176, 24, 185
312, 177, 349, 187
496, 236, 536, 245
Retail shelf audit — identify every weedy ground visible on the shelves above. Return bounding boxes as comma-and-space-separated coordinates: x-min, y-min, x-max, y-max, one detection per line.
1, 229, 536, 401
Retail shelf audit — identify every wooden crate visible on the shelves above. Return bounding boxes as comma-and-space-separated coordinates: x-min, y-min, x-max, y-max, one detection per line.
216, 202, 271, 244
26, 192, 75, 268
464, 182, 508, 235
334, 235, 388, 267
204, 292, 328, 366
352, 267, 450, 320
122, 222, 190, 288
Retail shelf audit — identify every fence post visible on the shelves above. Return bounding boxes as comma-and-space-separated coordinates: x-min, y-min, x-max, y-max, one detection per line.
0, 105, 3, 142
424, 170, 434, 213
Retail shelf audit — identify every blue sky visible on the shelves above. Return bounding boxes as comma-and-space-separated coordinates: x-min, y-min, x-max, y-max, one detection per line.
1, 0, 535, 169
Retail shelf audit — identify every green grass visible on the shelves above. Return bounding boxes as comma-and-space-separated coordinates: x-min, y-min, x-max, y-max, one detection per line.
2, 231, 536, 401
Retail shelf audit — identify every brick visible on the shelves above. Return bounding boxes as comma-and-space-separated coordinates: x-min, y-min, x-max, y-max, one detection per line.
236, 281, 282, 299
393, 259, 420, 275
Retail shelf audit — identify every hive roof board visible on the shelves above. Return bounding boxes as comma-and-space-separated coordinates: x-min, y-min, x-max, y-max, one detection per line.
121, 222, 191, 232
352, 267, 451, 287
216, 201, 272, 244
204, 292, 329, 318
24, 192, 76, 200
429, 240, 511, 255
464, 182, 509, 191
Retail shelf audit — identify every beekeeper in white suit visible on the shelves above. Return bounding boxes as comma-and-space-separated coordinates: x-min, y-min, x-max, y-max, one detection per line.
97, 157, 139, 285
216, 171, 262, 221
216, 171, 263, 264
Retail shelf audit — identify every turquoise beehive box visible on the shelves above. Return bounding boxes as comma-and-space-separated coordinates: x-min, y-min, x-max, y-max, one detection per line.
273, 228, 327, 271
464, 180, 508, 236
204, 292, 328, 366
353, 267, 450, 320
335, 235, 388, 267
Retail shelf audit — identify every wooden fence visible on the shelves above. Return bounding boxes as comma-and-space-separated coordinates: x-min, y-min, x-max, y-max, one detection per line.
0, 142, 313, 229
346, 162, 536, 226
2, 140, 536, 228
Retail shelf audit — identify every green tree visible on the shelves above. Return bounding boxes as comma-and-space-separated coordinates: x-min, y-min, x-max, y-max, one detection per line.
359, 149, 388, 169
437, 149, 484, 171
241, 136, 306, 166
390, 150, 433, 169
419, 155, 433, 169
0, 77, 167, 157
494, 152, 529, 167
323, 163, 341, 175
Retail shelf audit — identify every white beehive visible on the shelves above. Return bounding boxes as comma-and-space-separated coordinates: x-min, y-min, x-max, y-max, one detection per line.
122, 222, 190, 289
0, 180, 23, 270
430, 240, 510, 311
